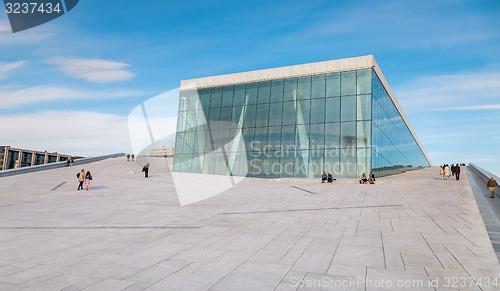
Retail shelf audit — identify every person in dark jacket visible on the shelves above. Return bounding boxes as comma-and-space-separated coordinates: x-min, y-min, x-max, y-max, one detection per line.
84, 171, 93, 191
142, 163, 150, 178
454, 164, 460, 180
487, 177, 498, 198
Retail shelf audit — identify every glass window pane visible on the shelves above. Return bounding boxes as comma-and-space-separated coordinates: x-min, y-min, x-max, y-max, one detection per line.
297, 76, 311, 100
311, 75, 326, 98
341, 121, 356, 148
270, 80, 284, 102
245, 83, 258, 105
242, 103, 256, 128
357, 69, 372, 94
210, 88, 222, 108
284, 78, 298, 101
357, 121, 371, 147
258, 81, 271, 103
281, 125, 296, 148
326, 97, 340, 123
282, 101, 297, 125
255, 103, 270, 127
309, 123, 324, 149
357, 94, 371, 120
341, 71, 356, 96
341, 96, 356, 121
221, 86, 234, 107
267, 126, 282, 147
233, 85, 246, 106
269, 102, 283, 126
326, 73, 340, 97
231, 106, 243, 127
198, 89, 211, 109
310, 98, 325, 124
298, 99, 310, 124
325, 122, 340, 148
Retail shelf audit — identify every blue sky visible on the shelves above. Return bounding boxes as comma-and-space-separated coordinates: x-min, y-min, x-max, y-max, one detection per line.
1, 0, 499, 175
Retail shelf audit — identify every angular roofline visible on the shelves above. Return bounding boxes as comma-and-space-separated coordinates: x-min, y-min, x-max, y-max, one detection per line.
180, 55, 432, 166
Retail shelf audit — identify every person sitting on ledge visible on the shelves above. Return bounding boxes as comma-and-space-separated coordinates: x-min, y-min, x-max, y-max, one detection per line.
360, 173, 368, 184
327, 173, 336, 183
369, 171, 376, 182
321, 171, 327, 183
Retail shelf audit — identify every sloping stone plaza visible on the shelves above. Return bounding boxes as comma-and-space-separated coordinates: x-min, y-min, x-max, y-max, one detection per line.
0, 157, 499, 290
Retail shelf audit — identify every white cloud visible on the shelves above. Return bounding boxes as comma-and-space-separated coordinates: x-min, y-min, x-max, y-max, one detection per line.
394, 70, 500, 113
0, 111, 132, 156
0, 60, 25, 79
0, 20, 55, 45
430, 104, 500, 111
0, 85, 144, 108
46, 57, 134, 83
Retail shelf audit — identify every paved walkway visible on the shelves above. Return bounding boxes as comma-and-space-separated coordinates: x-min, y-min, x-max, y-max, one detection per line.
0, 158, 499, 290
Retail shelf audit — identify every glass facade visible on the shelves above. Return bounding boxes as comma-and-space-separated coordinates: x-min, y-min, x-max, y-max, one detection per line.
174, 68, 430, 178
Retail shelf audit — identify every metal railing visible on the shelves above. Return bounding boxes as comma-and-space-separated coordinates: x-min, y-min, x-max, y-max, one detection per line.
0, 153, 125, 178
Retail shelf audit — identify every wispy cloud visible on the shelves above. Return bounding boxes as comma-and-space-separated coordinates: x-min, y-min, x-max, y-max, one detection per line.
0, 111, 132, 156
430, 104, 500, 111
0, 60, 25, 79
394, 70, 500, 113
0, 85, 144, 108
0, 20, 55, 45
46, 57, 134, 83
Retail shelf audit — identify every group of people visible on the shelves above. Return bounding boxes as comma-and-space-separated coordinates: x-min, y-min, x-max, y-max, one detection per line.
320, 171, 376, 184
360, 172, 376, 184
439, 164, 462, 180
321, 172, 337, 183
76, 169, 93, 191
126, 154, 135, 162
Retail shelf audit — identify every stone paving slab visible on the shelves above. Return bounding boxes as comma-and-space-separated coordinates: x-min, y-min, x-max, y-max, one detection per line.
0, 157, 499, 290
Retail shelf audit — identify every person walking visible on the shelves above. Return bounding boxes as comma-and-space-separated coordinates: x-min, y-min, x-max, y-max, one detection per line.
487, 177, 498, 198
444, 164, 450, 180
77, 169, 85, 190
451, 164, 455, 177
84, 171, 93, 191
142, 163, 150, 178
454, 164, 461, 180
439, 166, 445, 180
127, 154, 130, 161
131, 154, 135, 162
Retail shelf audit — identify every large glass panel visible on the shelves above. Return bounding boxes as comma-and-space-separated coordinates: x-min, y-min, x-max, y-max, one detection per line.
311, 75, 326, 99
357, 121, 371, 147
233, 84, 246, 106
242, 103, 256, 128
340, 148, 356, 178
281, 125, 296, 148
341, 121, 356, 148
245, 83, 258, 105
255, 103, 270, 127
341, 96, 356, 121
284, 78, 298, 101
198, 89, 211, 110
357, 69, 372, 94
269, 102, 283, 126
231, 106, 243, 128
270, 79, 284, 102
210, 88, 222, 108
310, 98, 325, 124
326, 73, 340, 97
282, 101, 297, 125
326, 97, 340, 123
221, 86, 234, 107
297, 76, 311, 100
341, 71, 356, 96
325, 122, 340, 148
357, 94, 371, 121
309, 123, 325, 150
258, 81, 271, 104
298, 99, 310, 124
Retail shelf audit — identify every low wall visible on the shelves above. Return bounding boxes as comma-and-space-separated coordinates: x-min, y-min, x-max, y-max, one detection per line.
0, 153, 125, 178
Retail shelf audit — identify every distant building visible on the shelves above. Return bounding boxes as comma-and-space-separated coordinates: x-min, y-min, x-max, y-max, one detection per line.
149, 146, 175, 157
0, 146, 81, 171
